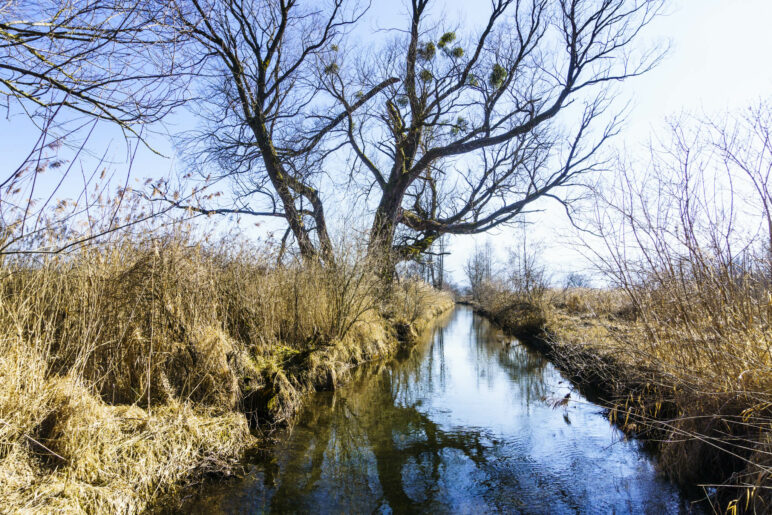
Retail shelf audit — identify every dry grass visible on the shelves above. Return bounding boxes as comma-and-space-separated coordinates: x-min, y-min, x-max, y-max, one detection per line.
472, 111, 772, 512
560, 282, 771, 511
470, 280, 549, 337
0, 231, 453, 513
477, 284, 771, 512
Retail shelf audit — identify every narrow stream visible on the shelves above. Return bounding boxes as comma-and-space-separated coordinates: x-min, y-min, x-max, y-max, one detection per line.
189, 306, 699, 513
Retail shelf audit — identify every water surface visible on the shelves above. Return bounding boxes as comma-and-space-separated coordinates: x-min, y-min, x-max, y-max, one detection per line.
191, 307, 699, 513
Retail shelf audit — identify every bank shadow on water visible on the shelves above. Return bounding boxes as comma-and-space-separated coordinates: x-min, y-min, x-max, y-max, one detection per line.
186, 307, 703, 514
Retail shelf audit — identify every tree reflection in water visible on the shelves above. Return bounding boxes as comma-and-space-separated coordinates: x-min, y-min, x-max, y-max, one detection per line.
189, 308, 696, 514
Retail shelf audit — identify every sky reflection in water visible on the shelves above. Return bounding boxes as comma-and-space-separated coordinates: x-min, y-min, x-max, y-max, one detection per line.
190, 307, 699, 514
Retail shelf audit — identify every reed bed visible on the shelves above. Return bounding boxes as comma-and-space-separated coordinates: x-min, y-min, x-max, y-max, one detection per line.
0, 231, 453, 513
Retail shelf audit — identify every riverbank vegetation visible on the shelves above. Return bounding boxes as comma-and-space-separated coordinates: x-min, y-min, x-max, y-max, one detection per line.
474, 282, 770, 510
0, 227, 452, 513
4, 0, 756, 511
468, 109, 772, 511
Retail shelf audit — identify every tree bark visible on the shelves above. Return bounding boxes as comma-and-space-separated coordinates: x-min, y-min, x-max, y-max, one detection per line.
251, 116, 320, 260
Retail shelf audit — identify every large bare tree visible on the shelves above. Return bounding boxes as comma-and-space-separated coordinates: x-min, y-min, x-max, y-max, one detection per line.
0, 0, 666, 270
320, 0, 664, 272
164, 0, 397, 262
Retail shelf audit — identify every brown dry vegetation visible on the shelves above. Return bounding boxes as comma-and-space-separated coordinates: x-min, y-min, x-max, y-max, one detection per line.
0, 232, 453, 513
473, 280, 771, 512
471, 107, 772, 513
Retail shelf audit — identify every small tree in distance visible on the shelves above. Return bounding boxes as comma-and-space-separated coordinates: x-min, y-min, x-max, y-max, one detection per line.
464, 240, 493, 300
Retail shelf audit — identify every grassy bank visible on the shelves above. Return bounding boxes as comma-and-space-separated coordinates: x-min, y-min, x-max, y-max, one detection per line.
0, 233, 453, 513
471, 284, 771, 512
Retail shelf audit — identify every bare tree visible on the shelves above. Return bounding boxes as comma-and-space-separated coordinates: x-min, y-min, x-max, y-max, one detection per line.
464, 240, 493, 300
162, 0, 397, 262
583, 107, 772, 324
713, 102, 772, 267
321, 0, 664, 275
503, 222, 549, 296
0, 1, 200, 257
0, 0, 667, 275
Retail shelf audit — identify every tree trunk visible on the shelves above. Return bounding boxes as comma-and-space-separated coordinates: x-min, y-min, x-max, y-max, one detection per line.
368, 183, 406, 280
251, 116, 319, 261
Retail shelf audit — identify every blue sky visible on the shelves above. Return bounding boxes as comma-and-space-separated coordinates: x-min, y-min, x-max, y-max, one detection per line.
428, 0, 772, 283
2, 0, 771, 284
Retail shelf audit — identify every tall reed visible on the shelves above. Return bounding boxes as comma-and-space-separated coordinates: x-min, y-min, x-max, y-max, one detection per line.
0, 226, 452, 513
